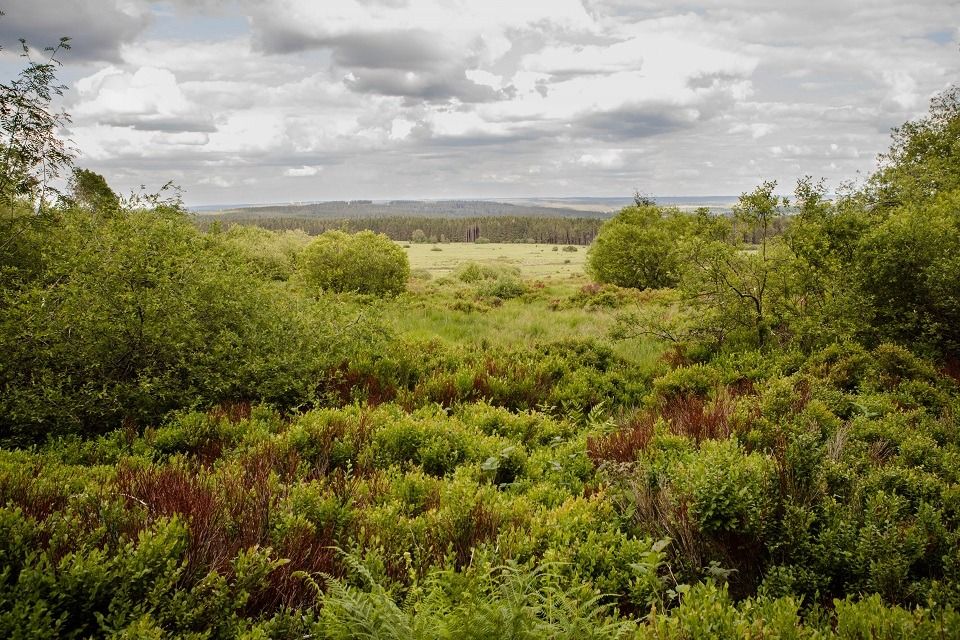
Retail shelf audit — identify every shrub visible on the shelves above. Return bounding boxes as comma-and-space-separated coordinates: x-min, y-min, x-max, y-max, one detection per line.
674, 439, 775, 537
477, 276, 527, 300
300, 229, 410, 296
455, 262, 518, 283
217, 225, 310, 280
0, 210, 374, 443
410, 268, 433, 281
587, 206, 689, 290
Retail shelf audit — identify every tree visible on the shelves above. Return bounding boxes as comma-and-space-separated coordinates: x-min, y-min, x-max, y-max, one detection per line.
869, 85, 960, 212
633, 189, 656, 207
587, 205, 688, 290
300, 230, 410, 296
678, 182, 798, 348
0, 33, 73, 209
66, 167, 119, 213
846, 86, 960, 356
0, 26, 74, 286
851, 192, 960, 356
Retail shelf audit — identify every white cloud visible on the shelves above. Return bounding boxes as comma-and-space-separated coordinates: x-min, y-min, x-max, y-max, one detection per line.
31, 0, 957, 203
283, 165, 324, 177
577, 150, 625, 169
729, 123, 775, 139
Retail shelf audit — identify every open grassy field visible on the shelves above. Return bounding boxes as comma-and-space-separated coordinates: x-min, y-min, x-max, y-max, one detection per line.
402, 242, 588, 279
388, 242, 667, 369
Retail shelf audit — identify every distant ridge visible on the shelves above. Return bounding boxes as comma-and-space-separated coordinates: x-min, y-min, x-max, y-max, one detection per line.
201, 199, 610, 219
191, 196, 740, 217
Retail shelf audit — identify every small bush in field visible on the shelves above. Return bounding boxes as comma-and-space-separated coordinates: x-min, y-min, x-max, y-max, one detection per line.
455, 261, 518, 283
477, 276, 527, 300
410, 268, 433, 280
300, 229, 410, 295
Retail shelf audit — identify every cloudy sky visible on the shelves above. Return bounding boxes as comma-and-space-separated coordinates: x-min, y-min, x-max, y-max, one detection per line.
2, 1, 958, 205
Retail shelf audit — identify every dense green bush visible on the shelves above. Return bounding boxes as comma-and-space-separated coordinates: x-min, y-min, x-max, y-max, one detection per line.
852, 195, 960, 355
216, 224, 311, 280
587, 205, 690, 290
300, 229, 410, 295
2, 330, 960, 635
0, 209, 379, 443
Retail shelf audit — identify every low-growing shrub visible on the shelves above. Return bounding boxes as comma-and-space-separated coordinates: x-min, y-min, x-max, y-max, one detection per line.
476, 276, 527, 300
300, 229, 410, 296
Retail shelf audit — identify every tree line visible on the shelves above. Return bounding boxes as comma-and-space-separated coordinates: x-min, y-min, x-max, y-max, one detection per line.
197, 213, 606, 244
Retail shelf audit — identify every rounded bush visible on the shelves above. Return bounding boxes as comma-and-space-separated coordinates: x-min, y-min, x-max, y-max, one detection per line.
587, 205, 686, 290
300, 230, 410, 296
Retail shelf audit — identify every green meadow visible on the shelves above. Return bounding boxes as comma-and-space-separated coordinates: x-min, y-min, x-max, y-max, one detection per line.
403, 241, 588, 279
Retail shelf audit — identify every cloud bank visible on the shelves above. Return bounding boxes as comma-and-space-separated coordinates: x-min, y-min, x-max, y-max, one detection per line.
2, 0, 957, 204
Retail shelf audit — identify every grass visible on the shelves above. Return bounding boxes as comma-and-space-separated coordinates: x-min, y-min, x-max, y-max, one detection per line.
403, 242, 588, 279
389, 243, 666, 370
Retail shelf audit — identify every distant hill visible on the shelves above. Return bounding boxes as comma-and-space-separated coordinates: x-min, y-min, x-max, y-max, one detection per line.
204, 199, 609, 219
194, 196, 741, 218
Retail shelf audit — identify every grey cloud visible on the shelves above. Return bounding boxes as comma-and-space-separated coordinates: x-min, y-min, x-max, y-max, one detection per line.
250, 15, 451, 70
249, 17, 501, 103
688, 71, 742, 90
100, 116, 218, 134
418, 127, 557, 149
328, 30, 449, 71
576, 103, 695, 140
52, 0, 960, 204
0, 1, 149, 62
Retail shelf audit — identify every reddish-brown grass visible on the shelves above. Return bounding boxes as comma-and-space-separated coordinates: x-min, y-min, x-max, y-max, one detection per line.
431, 501, 502, 570
587, 412, 655, 464
588, 384, 752, 465
660, 390, 736, 444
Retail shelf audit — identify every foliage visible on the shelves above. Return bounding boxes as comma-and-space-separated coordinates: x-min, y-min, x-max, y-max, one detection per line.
301, 229, 410, 296
587, 205, 690, 290
65, 167, 119, 213
870, 85, 960, 211
851, 192, 960, 355
678, 182, 800, 349
200, 213, 604, 245
0, 207, 379, 443
0, 34, 73, 209
3, 333, 960, 635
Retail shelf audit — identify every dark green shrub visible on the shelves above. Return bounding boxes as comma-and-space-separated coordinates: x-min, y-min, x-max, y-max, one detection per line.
300, 229, 410, 295
587, 206, 689, 290
675, 440, 775, 537
476, 276, 527, 300
1, 210, 372, 443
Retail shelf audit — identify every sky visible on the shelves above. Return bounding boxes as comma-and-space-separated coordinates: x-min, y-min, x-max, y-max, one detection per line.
1, 1, 958, 206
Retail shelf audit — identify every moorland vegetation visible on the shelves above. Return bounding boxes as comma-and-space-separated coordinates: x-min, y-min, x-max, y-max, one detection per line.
1, 26, 960, 639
